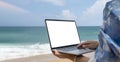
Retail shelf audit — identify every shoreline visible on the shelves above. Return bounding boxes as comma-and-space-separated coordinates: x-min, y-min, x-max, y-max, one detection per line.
1, 53, 61, 62
0, 41, 95, 61
0, 43, 51, 61
0, 52, 52, 62
1, 52, 94, 62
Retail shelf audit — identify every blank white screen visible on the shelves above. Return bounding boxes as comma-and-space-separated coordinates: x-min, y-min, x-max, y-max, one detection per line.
46, 20, 80, 48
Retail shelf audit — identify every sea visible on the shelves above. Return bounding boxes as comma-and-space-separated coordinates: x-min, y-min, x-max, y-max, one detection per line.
0, 26, 100, 61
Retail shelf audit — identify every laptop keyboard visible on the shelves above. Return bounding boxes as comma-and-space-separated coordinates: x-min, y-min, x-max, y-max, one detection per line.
58, 45, 90, 52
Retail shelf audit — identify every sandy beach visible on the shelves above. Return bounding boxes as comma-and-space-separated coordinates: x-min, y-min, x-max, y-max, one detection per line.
1, 52, 94, 62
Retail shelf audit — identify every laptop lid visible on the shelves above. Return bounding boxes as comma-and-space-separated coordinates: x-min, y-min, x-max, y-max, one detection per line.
45, 19, 80, 49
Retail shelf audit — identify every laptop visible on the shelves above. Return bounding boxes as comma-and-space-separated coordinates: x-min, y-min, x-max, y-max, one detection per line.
45, 19, 92, 55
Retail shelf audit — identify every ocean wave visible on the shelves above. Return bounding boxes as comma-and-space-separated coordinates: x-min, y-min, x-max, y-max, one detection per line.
0, 43, 51, 61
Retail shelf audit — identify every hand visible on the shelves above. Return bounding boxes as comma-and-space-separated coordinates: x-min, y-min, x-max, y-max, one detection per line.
77, 40, 99, 50
52, 50, 89, 62
52, 50, 75, 60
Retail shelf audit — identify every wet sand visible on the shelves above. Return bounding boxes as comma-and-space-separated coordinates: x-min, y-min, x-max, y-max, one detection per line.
1, 52, 94, 62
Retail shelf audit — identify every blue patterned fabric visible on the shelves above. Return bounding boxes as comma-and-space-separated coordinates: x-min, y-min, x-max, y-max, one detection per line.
95, 0, 120, 62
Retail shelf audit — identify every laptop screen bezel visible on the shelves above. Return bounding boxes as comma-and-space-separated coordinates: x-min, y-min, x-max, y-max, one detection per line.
45, 19, 81, 50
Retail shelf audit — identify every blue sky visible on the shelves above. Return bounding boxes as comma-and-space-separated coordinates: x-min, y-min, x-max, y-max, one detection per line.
0, 0, 110, 26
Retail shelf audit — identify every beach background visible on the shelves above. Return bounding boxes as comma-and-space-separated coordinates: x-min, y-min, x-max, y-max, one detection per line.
0, 26, 100, 61
0, 0, 111, 62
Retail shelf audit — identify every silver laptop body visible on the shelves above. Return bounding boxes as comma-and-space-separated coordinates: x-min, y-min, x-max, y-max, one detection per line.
45, 19, 92, 55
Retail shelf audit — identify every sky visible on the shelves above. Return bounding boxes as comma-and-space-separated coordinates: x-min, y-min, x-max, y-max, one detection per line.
0, 0, 111, 26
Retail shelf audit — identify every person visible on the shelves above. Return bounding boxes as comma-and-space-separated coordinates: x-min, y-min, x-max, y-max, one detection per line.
52, 40, 99, 62
52, 0, 120, 62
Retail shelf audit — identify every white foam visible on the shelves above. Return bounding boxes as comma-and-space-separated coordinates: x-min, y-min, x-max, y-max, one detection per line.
0, 41, 87, 61
0, 43, 51, 61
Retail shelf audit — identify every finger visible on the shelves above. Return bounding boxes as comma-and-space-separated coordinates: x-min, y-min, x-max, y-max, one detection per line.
52, 50, 59, 55
77, 42, 90, 48
81, 41, 91, 45
52, 50, 56, 55
82, 44, 92, 49
77, 43, 83, 48
52, 50, 55, 53
78, 45, 87, 49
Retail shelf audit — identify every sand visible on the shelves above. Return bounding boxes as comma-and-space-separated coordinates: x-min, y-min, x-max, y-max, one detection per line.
1, 52, 94, 62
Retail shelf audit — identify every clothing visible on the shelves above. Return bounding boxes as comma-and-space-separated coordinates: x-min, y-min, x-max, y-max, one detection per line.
95, 0, 120, 62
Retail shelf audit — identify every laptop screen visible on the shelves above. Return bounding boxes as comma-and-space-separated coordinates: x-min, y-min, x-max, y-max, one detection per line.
46, 20, 80, 48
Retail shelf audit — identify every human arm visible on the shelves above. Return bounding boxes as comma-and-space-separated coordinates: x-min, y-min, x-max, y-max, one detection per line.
77, 40, 99, 50
52, 40, 99, 62
52, 50, 89, 62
